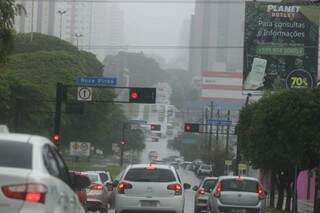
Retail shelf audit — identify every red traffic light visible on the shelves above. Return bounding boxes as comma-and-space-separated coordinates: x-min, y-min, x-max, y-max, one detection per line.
128, 88, 156, 104
184, 123, 200, 133
52, 134, 60, 145
150, 124, 161, 131
130, 91, 139, 100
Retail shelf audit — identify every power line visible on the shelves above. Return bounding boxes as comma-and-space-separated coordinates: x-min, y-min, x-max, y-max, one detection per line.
22, 0, 246, 4
79, 45, 319, 50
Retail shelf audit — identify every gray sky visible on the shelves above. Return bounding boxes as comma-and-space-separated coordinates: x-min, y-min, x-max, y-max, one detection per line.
120, 3, 194, 62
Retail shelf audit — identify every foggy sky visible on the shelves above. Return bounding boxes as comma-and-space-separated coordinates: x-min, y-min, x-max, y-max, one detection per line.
120, 3, 194, 62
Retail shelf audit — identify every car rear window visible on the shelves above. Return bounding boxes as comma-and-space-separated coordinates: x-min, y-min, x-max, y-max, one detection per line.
201, 165, 211, 170
203, 179, 217, 190
0, 141, 32, 169
221, 179, 258, 193
87, 174, 99, 183
124, 168, 176, 182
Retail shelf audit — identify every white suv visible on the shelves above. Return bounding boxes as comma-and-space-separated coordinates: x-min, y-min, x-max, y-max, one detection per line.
0, 133, 85, 213
114, 164, 191, 213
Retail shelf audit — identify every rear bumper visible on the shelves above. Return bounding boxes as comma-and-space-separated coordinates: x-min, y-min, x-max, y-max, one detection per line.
115, 194, 184, 213
211, 198, 266, 213
86, 198, 106, 211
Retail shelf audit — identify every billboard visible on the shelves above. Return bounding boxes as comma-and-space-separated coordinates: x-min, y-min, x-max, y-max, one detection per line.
244, 3, 320, 91
201, 71, 244, 101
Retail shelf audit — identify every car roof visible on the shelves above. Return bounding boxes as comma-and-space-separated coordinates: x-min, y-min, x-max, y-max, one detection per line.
218, 176, 259, 182
203, 176, 218, 181
129, 164, 174, 170
0, 133, 51, 146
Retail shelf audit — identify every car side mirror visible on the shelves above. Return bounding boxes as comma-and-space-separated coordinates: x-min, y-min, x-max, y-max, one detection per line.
113, 180, 119, 187
106, 182, 113, 191
192, 185, 199, 191
184, 183, 191, 190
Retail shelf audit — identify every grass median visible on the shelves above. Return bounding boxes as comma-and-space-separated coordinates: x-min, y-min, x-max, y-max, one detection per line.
266, 208, 290, 213
66, 160, 122, 178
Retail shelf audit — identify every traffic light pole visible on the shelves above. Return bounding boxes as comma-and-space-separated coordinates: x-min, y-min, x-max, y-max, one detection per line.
53, 83, 64, 144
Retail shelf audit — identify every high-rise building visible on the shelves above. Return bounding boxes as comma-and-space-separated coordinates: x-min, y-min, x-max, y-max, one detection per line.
15, 0, 56, 35
188, 0, 282, 76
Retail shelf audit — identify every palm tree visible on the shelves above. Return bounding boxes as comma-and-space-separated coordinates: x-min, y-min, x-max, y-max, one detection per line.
0, 0, 26, 64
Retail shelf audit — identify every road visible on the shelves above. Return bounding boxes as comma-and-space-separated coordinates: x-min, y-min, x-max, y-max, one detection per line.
140, 136, 180, 163
104, 137, 200, 213
106, 167, 200, 213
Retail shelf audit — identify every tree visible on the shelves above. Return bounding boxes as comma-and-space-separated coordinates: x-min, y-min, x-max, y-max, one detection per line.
238, 89, 320, 209
0, 0, 25, 63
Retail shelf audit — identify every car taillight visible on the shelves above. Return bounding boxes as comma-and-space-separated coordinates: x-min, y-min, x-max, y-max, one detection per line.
1, 183, 47, 204
90, 184, 104, 191
167, 183, 182, 196
117, 182, 132, 194
257, 184, 266, 200
214, 182, 222, 198
197, 188, 205, 195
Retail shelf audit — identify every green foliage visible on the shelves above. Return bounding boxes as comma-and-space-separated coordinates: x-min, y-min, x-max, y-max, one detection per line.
0, 0, 25, 63
0, 33, 145, 153
104, 51, 169, 87
13, 33, 78, 54
238, 89, 320, 171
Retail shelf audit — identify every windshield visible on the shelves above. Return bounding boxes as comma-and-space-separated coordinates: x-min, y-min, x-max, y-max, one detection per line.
124, 168, 176, 182
203, 179, 218, 191
87, 174, 99, 183
221, 179, 258, 193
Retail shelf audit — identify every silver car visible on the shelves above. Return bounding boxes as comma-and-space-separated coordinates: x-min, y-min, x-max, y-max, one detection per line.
193, 177, 218, 213
208, 176, 266, 213
114, 164, 191, 213
84, 171, 114, 213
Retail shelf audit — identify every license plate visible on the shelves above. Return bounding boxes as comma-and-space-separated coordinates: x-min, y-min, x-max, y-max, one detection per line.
140, 200, 158, 207
231, 209, 247, 213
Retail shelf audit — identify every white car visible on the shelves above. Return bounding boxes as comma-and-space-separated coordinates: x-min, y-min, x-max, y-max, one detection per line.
197, 164, 213, 177
208, 176, 267, 213
0, 133, 85, 213
114, 164, 191, 213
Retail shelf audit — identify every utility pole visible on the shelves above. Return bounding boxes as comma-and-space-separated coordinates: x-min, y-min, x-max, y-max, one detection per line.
74, 33, 83, 49
235, 93, 252, 175
30, 0, 35, 41
205, 107, 209, 149
208, 101, 214, 150
120, 123, 126, 167
225, 110, 231, 156
215, 109, 220, 147
58, 10, 67, 39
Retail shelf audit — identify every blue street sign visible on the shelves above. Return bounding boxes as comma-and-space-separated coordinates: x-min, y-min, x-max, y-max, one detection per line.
77, 77, 117, 86
207, 119, 232, 126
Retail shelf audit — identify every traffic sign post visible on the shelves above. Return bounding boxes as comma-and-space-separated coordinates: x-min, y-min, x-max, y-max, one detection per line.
77, 87, 92, 101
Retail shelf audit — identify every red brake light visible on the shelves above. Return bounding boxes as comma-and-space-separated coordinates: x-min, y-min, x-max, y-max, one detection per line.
257, 184, 266, 200
198, 188, 205, 195
117, 182, 132, 194
214, 182, 222, 198
2, 183, 47, 204
90, 184, 104, 191
167, 183, 182, 195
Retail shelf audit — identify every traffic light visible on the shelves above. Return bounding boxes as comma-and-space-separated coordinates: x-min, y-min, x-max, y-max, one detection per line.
150, 124, 161, 131
129, 88, 156, 104
52, 133, 61, 145
184, 123, 200, 133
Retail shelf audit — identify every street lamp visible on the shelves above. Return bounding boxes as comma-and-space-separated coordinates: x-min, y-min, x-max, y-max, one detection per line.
74, 33, 83, 49
58, 10, 67, 39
